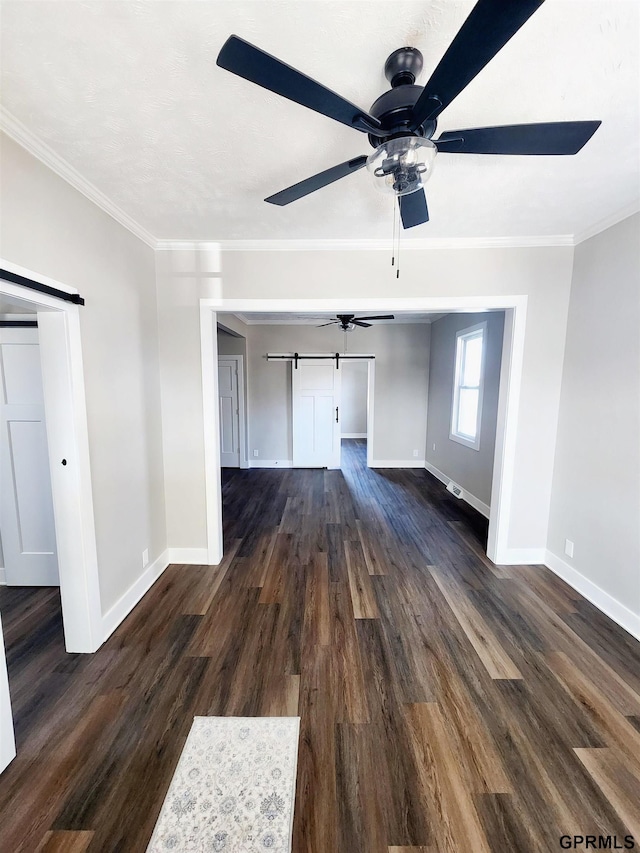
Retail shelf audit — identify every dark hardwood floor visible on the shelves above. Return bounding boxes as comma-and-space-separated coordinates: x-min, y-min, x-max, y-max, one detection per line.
1, 439, 639, 852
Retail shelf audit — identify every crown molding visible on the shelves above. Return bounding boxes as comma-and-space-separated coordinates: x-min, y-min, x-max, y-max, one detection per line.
214, 235, 574, 252
155, 240, 221, 251
573, 201, 640, 245
3, 107, 635, 253
0, 107, 157, 249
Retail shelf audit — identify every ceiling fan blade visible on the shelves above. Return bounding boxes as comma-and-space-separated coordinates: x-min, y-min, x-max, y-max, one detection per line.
265, 156, 368, 206
355, 315, 395, 321
317, 321, 339, 327
434, 121, 602, 155
410, 0, 544, 129
352, 320, 372, 328
399, 190, 429, 229
217, 36, 383, 134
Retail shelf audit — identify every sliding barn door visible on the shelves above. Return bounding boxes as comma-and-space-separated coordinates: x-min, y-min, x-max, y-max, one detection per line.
292, 359, 341, 469
0, 327, 59, 586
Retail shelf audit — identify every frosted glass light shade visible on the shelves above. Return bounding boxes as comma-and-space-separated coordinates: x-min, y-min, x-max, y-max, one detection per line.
366, 137, 437, 196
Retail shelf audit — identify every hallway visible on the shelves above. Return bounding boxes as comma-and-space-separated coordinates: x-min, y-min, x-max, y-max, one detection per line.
0, 440, 639, 850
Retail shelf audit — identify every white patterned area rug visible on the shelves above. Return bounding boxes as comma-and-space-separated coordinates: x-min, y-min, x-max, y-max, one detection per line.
147, 716, 301, 853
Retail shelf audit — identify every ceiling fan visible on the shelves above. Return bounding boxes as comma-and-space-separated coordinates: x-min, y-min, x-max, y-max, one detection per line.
318, 314, 395, 331
216, 0, 601, 229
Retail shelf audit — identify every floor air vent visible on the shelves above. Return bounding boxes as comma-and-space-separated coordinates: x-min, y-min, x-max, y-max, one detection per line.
446, 480, 464, 500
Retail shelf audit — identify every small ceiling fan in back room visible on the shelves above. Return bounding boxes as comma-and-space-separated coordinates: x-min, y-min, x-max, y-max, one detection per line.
317, 314, 395, 331
216, 0, 601, 229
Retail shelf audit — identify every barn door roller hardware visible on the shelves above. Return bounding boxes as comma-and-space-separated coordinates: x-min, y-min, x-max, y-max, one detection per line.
267, 352, 375, 369
1, 268, 85, 305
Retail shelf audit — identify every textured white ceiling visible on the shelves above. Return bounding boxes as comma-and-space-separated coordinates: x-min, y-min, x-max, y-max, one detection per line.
1, 1, 638, 241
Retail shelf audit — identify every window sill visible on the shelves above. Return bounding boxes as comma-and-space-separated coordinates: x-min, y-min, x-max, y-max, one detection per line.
449, 432, 480, 451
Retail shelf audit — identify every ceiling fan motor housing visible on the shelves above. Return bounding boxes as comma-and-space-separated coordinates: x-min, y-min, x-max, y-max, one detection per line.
367, 47, 437, 148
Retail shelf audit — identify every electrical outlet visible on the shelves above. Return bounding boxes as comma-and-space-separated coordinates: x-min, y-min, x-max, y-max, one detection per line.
142, 548, 149, 568
412, 449, 419, 458
253, 449, 259, 457
564, 539, 574, 558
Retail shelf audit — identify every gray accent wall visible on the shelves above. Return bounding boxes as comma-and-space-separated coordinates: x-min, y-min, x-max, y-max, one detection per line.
547, 214, 640, 616
425, 311, 505, 507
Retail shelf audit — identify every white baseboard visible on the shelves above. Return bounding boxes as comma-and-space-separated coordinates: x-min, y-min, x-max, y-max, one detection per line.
493, 547, 547, 565
0, 568, 5, 585
424, 460, 491, 519
341, 433, 367, 439
545, 550, 640, 641
372, 459, 426, 468
101, 549, 169, 642
249, 460, 293, 469
166, 548, 210, 565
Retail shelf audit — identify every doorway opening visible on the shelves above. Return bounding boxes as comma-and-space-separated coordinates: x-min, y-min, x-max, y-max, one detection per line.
200, 297, 527, 568
216, 324, 248, 470
1, 260, 102, 771
0, 321, 59, 587
339, 358, 371, 472
0, 262, 101, 654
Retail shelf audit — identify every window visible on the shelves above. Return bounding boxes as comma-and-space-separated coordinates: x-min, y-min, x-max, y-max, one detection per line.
450, 322, 486, 450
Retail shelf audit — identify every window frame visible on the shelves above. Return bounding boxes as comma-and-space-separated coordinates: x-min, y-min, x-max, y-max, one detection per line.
449, 321, 487, 451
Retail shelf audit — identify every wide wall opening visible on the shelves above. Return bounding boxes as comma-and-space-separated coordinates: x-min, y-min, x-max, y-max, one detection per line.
200, 299, 524, 568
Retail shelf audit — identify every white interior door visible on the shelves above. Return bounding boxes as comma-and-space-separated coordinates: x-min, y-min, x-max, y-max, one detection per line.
0, 327, 59, 586
292, 359, 342, 468
218, 358, 240, 468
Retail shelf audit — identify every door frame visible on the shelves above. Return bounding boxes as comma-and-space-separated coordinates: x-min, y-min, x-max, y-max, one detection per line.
200, 296, 527, 567
217, 353, 248, 469
0, 259, 102, 654
341, 356, 375, 470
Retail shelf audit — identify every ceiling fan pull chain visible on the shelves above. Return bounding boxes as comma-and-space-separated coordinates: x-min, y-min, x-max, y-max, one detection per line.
397, 225, 401, 279
391, 197, 397, 267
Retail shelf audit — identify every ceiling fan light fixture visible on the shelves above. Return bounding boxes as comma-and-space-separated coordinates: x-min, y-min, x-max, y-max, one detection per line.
366, 137, 437, 196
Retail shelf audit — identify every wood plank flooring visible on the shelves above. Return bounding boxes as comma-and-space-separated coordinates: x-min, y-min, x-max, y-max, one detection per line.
1, 439, 639, 851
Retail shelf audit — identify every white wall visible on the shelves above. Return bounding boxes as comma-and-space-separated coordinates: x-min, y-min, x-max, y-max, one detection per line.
341, 360, 368, 437
426, 311, 505, 507
156, 248, 221, 554
547, 214, 640, 633
0, 134, 166, 614
240, 322, 429, 464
